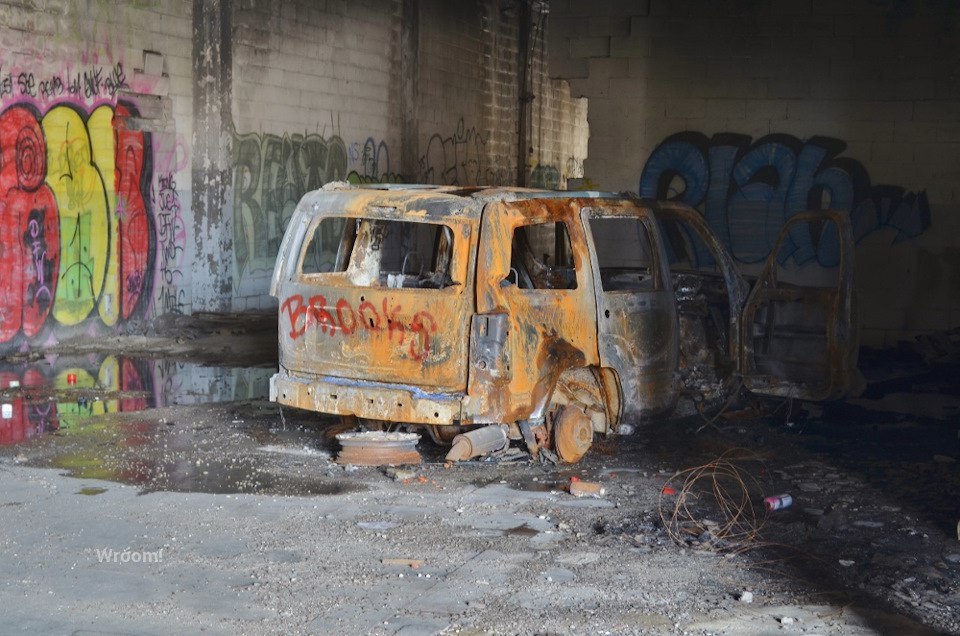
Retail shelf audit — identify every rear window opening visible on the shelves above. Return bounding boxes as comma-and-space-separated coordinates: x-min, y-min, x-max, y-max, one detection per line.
299, 217, 457, 289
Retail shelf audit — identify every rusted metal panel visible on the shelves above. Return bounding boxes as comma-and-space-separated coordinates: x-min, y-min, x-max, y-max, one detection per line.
274, 192, 480, 395
580, 201, 680, 420
468, 198, 600, 424
270, 372, 463, 425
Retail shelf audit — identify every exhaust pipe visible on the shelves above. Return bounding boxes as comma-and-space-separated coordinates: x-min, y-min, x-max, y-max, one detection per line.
444, 424, 509, 462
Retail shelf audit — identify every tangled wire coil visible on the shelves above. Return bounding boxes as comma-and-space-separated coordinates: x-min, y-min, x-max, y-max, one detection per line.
659, 450, 769, 553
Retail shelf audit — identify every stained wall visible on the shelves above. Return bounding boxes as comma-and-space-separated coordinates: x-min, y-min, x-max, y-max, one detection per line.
551, 0, 960, 346
0, 0, 588, 348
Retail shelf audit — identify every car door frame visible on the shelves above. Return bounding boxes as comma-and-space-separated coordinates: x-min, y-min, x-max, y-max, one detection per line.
580, 200, 680, 421
739, 209, 859, 400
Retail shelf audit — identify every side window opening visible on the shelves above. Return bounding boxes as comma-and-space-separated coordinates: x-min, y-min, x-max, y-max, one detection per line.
656, 216, 719, 273
506, 221, 577, 290
588, 216, 656, 291
300, 217, 457, 289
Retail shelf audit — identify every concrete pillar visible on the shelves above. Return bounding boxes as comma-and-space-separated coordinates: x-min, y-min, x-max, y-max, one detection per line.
400, 0, 420, 181
191, 0, 233, 311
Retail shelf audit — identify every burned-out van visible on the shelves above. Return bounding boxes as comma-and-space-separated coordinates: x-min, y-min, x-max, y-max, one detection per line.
270, 184, 859, 462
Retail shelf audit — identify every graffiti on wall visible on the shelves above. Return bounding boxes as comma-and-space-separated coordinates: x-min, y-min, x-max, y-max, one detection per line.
0, 100, 156, 343
347, 137, 402, 185
639, 132, 931, 267
231, 130, 349, 281
156, 172, 186, 314
417, 118, 509, 186
529, 164, 560, 190
0, 62, 130, 103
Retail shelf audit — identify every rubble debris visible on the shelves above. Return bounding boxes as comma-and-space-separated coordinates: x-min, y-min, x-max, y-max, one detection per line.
381, 558, 424, 569
445, 424, 508, 462
383, 467, 417, 482
568, 478, 605, 498
335, 431, 421, 466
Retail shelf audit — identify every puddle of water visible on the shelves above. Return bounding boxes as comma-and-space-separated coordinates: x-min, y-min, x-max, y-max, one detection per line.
77, 487, 107, 496
0, 354, 273, 447
506, 523, 540, 537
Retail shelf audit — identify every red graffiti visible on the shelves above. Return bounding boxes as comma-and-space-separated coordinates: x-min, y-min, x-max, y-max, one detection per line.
281, 294, 438, 361
335, 298, 357, 335
280, 294, 308, 339
409, 311, 438, 362
114, 103, 151, 320
0, 105, 59, 341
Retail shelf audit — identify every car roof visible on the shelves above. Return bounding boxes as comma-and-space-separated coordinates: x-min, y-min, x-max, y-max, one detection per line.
294, 183, 626, 223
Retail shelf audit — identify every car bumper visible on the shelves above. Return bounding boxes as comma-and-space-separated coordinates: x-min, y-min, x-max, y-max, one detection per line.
270, 370, 464, 425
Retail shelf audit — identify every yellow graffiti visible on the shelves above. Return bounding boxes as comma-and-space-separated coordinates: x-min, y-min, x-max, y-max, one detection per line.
88, 106, 120, 326
42, 105, 111, 326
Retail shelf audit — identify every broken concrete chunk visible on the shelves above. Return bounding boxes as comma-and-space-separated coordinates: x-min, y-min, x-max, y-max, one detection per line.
568, 480, 605, 498
382, 558, 424, 569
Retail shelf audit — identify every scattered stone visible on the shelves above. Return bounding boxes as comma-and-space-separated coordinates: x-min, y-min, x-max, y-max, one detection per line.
818, 507, 848, 531
853, 520, 884, 529
839, 559, 855, 567
384, 468, 417, 482
943, 554, 960, 564
779, 616, 795, 624
358, 521, 399, 531
738, 591, 753, 603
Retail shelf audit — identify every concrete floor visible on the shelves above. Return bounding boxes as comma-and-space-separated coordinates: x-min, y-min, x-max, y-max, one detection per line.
0, 331, 957, 635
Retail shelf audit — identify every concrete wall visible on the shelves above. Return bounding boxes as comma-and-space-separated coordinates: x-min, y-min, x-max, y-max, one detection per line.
551, 0, 960, 347
0, 0, 587, 350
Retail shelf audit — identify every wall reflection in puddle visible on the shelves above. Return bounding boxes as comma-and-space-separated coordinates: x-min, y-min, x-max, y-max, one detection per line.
0, 354, 273, 446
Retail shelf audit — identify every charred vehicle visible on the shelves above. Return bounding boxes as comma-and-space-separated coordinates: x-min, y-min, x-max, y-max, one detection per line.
270, 184, 859, 463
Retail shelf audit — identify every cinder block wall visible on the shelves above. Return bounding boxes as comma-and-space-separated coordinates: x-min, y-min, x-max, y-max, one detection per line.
551, 0, 960, 347
0, 0, 587, 350
0, 0, 194, 346
228, 0, 588, 310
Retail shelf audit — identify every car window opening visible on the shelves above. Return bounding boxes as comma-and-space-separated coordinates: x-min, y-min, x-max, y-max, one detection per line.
299, 217, 457, 289
506, 221, 578, 290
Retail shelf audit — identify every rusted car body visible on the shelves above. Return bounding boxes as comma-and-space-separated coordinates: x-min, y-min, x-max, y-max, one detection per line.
270, 184, 859, 462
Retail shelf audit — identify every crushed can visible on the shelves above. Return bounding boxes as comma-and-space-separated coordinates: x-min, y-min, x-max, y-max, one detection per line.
764, 493, 793, 511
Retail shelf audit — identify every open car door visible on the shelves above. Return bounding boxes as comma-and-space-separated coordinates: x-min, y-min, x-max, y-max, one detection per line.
740, 210, 859, 401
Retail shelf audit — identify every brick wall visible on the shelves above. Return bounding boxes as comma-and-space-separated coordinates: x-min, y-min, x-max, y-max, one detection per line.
551, 0, 960, 346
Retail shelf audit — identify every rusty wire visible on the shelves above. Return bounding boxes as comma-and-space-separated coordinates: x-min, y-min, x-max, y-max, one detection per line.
659, 449, 768, 553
